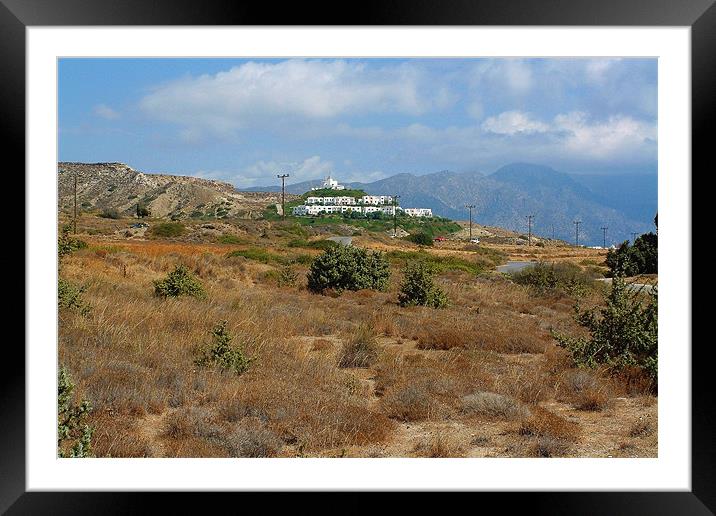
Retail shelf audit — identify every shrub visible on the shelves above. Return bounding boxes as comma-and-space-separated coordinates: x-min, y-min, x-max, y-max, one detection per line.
338, 323, 379, 368
151, 222, 185, 238
553, 275, 658, 386
195, 321, 254, 375
153, 265, 206, 299
397, 261, 448, 308
277, 264, 299, 287
606, 233, 657, 277
217, 234, 246, 245
58, 278, 90, 315
512, 261, 595, 297
98, 208, 120, 219
223, 419, 282, 457
462, 392, 525, 420
136, 204, 151, 218
58, 366, 93, 457
58, 226, 88, 258
406, 232, 434, 246
307, 245, 390, 294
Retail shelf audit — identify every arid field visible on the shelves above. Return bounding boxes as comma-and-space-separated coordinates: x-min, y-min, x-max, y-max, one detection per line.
58, 214, 657, 458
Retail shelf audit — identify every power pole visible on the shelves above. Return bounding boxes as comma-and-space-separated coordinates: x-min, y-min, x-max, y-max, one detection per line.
601, 226, 608, 248
73, 172, 78, 234
277, 173, 289, 220
465, 204, 475, 241
393, 195, 401, 237
551, 224, 555, 240
573, 220, 581, 246
526, 214, 534, 246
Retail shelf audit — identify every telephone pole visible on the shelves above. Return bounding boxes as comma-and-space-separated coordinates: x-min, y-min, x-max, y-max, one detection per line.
526, 214, 534, 246
551, 224, 555, 240
393, 195, 401, 237
277, 173, 289, 220
73, 172, 78, 234
465, 204, 475, 241
601, 226, 608, 248
573, 220, 581, 246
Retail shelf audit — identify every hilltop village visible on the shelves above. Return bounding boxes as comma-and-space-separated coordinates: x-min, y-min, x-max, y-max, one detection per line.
292, 175, 433, 218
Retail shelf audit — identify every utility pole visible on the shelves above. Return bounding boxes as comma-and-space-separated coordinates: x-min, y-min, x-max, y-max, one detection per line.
465, 204, 475, 241
277, 173, 289, 220
526, 214, 534, 246
551, 224, 555, 240
573, 220, 581, 247
73, 172, 78, 234
601, 226, 608, 248
393, 195, 401, 237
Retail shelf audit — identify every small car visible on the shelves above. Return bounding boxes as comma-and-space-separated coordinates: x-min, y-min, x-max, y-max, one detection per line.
470, 238, 480, 244
434, 236, 446, 242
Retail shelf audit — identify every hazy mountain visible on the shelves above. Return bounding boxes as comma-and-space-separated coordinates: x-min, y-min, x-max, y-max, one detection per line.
244, 163, 657, 245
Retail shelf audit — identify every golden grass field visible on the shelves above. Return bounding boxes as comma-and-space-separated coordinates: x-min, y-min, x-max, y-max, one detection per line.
58, 215, 657, 458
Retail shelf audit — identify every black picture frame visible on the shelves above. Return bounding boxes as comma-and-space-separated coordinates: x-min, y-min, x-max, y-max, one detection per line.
5, 0, 706, 512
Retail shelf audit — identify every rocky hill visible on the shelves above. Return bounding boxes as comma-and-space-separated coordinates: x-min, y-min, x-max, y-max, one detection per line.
58, 162, 294, 220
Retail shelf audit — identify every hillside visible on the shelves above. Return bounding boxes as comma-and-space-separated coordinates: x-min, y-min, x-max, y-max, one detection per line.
245, 163, 657, 245
58, 162, 295, 220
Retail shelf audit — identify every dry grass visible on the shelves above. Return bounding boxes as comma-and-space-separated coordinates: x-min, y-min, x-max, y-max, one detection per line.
57, 223, 656, 458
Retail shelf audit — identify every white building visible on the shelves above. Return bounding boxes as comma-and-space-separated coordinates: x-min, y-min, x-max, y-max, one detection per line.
311, 174, 346, 191
403, 208, 433, 217
360, 195, 394, 205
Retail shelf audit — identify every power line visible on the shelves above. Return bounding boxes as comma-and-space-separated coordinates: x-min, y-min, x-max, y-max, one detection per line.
573, 220, 582, 246
277, 173, 290, 220
465, 204, 475, 241
601, 226, 608, 248
393, 195, 401, 237
525, 214, 534, 246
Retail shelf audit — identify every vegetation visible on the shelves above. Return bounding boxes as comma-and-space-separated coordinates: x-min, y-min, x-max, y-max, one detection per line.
226, 247, 286, 264
606, 233, 658, 276
217, 234, 247, 245
387, 249, 504, 275
98, 208, 121, 219
302, 187, 367, 199
554, 275, 658, 387
307, 245, 390, 294
151, 222, 186, 238
511, 261, 598, 297
398, 261, 448, 308
58, 278, 90, 315
153, 265, 206, 299
406, 232, 434, 246
337, 324, 379, 368
277, 264, 299, 287
58, 226, 88, 258
287, 239, 338, 251
58, 366, 93, 457
195, 321, 254, 375
136, 203, 151, 218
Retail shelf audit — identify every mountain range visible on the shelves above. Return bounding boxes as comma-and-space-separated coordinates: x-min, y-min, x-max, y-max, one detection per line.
244, 163, 657, 246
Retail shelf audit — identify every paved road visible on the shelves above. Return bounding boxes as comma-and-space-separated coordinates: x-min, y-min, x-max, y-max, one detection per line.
596, 277, 656, 294
327, 236, 352, 246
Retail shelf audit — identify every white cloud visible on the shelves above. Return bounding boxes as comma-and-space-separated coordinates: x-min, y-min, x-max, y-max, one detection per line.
482, 111, 549, 135
93, 104, 120, 120
585, 58, 622, 82
139, 60, 447, 138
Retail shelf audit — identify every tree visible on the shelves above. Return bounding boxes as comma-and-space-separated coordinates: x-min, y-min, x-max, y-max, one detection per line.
136, 203, 151, 218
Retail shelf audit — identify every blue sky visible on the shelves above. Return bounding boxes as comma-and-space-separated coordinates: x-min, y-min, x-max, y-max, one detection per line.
59, 58, 657, 188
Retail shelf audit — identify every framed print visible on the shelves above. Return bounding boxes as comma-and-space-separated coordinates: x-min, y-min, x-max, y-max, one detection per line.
5, 0, 708, 512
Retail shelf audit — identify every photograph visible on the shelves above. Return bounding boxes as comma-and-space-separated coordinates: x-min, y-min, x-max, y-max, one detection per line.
56, 56, 659, 459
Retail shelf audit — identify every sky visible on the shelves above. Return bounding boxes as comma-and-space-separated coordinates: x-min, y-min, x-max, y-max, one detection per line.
58, 58, 657, 188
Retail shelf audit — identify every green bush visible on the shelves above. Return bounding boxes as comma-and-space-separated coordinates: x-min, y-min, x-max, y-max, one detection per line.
98, 208, 121, 219
58, 226, 88, 258
195, 321, 254, 375
398, 261, 448, 308
153, 265, 206, 299
136, 204, 151, 218
58, 278, 91, 314
553, 275, 658, 386
512, 261, 595, 297
217, 234, 247, 245
307, 245, 390, 294
277, 264, 299, 287
58, 366, 93, 457
606, 233, 657, 277
151, 222, 186, 238
406, 232, 434, 246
